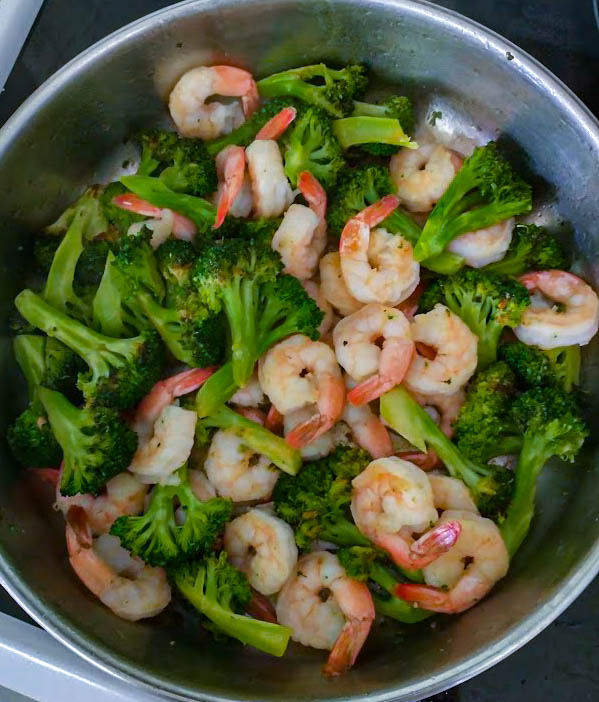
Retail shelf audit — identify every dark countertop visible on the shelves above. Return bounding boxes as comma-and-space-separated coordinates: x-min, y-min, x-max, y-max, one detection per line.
1, 1, 599, 701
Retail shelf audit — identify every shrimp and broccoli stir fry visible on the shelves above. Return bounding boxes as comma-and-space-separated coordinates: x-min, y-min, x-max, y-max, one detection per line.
7, 60, 596, 676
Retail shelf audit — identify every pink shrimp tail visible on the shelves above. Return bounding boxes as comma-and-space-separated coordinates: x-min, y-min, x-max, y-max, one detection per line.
236, 407, 266, 425
285, 414, 326, 448
112, 193, 197, 240
298, 171, 327, 220
348, 340, 414, 406
212, 66, 259, 117
339, 196, 400, 257
518, 271, 543, 290
355, 195, 400, 227
214, 146, 246, 229
30, 467, 60, 485
66, 505, 93, 548
397, 281, 426, 319
411, 520, 461, 562
394, 583, 448, 611
396, 450, 441, 470
255, 107, 297, 140
324, 617, 373, 677
246, 588, 278, 623
265, 405, 284, 433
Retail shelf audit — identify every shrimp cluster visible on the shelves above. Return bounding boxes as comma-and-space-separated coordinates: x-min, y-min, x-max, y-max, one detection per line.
10, 57, 597, 679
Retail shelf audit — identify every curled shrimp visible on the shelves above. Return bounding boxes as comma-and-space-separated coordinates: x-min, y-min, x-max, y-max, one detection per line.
342, 377, 393, 459
169, 65, 259, 140
246, 139, 294, 217
302, 280, 335, 337
229, 372, 265, 408
428, 474, 478, 512
319, 252, 363, 317
396, 509, 508, 613
350, 457, 460, 569
213, 145, 252, 228
113, 193, 197, 242
258, 334, 345, 448
404, 304, 478, 395
204, 429, 279, 501
447, 218, 514, 268
271, 172, 327, 280
333, 303, 414, 405
514, 270, 599, 348
224, 508, 298, 595
66, 506, 171, 621
276, 551, 375, 676
339, 196, 420, 306
390, 143, 463, 212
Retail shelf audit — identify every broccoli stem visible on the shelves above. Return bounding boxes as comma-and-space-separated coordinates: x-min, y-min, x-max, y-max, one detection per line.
195, 363, 238, 418
93, 251, 128, 337
203, 405, 301, 475
321, 518, 371, 547
373, 593, 433, 623
120, 176, 216, 231
332, 117, 415, 150
222, 278, 259, 388
174, 566, 291, 657
13, 336, 46, 399
352, 101, 388, 117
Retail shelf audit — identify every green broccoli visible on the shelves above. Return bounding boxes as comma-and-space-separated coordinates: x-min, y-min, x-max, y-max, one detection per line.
195, 272, 323, 417
419, 269, 530, 368
43, 337, 86, 402
499, 341, 581, 392
453, 362, 522, 462
136, 128, 217, 197
38, 387, 137, 496
92, 251, 142, 337
44, 186, 109, 240
282, 106, 345, 189
501, 386, 587, 556
414, 142, 533, 262
173, 553, 291, 656
483, 223, 568, 276
7, 336, 62, 468
332, 117, 414, 152
16, 289, 164, 411
338, 547, 431, 624
381, 387, 515, 522
257, 63, 368, 118
352, 95, 415, 154
111, 465, 232, 566
326, 165, 463, 275
99, 181, 147, 237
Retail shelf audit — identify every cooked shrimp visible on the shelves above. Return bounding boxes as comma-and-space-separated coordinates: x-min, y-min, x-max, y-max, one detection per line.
113, 193, 197, 242
66, 506, 171, 621
319, 252, 363, 317
396, 510, 508, 613
404, 304, 478, 395
276, 551, 375, 676
390, 143, 463, 212
397, 281, 426, 319
131, 367, 215, 443
204, 429, 279, 501
224, 509, 298, 595
246, 139, 294, 217
55, 470, 147, 535
255, 106, 297, 140
342, 378, 393, 458
169, 65, 259, 139
339, 197, 420, 306
428, 475, 478, 512
213, 145, 252, 228
302, 280, 335, 337
283, 407, 350, 460
351, 457, 460, 569
333, 304, 414, 405
271, 172, 327, 279
258, 335, 345, 448
447, 218, 514, 268
515, 270, 599, 348
229, 372, 265, 408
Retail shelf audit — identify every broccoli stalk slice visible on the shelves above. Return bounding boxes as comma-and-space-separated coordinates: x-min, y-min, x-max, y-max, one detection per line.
332, 116, 416, 150
380, 387, 514, 521
202, 405, 301, 475
173, 555, 291, 656
120, 176, 216, 232
414, 143, 532, 262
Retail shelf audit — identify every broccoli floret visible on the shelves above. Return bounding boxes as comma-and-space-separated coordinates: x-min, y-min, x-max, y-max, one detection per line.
173, 553, 291, 656
45, 186, 109, 240
381, 387, 515, 523
257, 63, 368, 118
38, 387, 137, 495
43, 337, 86, 402
33, 236, 61, 273
7, 336, 62, 468
136, 128, 217, 197
499, 341, 581, 392
195, 272, 323, 417
352, 96, 415, 154
155, 238, 197, 303
338, 547, 431, 623
237, 217, 282, 245
332, 116, 415, 152
326, 165, 463, 275
414, 142, 533, 263
282, 107, 345, 189
419, 270, 530, 368
111, 465, 232, 566
501, 387, 587, 556
92, 251, 142, 337
74, 239, 113, 289
206, 98, 302, 155
16, 289, 164, 411
272, 446, 370, 550
453, 362, 522, 462
483, 223, 568, 276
